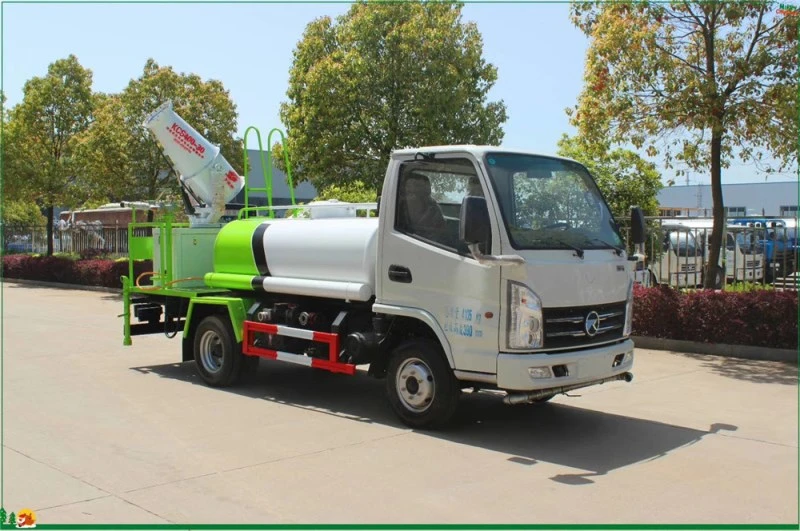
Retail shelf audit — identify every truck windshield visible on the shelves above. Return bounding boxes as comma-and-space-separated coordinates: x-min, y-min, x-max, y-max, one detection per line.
667, 230, 701, 256
483, 153, 623, 251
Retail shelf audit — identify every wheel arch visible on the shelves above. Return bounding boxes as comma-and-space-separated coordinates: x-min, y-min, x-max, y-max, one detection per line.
181, 297, 253, 362
369, 303, 454, 377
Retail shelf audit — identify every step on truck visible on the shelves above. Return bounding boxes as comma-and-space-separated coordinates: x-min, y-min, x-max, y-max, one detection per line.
121, 101, 647, 429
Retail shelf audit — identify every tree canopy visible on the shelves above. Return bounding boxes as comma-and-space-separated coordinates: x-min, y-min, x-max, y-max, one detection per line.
556, 134, 662, 219
1, 199, 47, 227
569, 1, 797, 287
76, 59, 242, 204
4, 55, 95, 254
277, 0, 508, 192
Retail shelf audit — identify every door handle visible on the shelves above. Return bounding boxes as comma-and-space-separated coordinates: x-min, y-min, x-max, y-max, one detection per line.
388, 264, 412, 283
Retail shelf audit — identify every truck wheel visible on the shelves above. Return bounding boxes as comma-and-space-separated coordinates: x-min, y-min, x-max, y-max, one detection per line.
193, 315, 243, 387
386, 339, 460, 430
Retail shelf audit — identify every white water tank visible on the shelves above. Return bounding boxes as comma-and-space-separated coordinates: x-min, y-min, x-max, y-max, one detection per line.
260, 217, 379, 287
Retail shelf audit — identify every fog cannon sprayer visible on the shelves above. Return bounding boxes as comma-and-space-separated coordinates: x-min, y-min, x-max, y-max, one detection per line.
143, 101, 244, 226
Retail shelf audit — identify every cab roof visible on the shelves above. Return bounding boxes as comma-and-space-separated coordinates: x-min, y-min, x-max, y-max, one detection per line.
390, 144, 578, 164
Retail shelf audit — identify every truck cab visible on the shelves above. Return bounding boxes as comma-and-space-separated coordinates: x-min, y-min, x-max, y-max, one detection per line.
730, 218, 797, 281
373, 147, 639, 417
646, 223, 706, 288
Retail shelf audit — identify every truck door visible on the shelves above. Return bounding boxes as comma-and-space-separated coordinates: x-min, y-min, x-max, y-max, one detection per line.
377, 155, 502, 375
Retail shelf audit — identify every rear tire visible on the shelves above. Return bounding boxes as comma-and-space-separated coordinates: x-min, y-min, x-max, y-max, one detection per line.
193, 315, 244, 387
386, 338, 460, 430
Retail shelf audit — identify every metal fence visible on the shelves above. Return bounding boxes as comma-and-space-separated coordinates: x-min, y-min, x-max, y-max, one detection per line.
3, 224, 152, 259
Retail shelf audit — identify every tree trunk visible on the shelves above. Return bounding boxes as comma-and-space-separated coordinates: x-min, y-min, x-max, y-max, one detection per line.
46, 205, 54, 256
705, 129, 725, 289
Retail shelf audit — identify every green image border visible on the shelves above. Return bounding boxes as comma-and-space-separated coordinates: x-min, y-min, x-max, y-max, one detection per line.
0, 0, 798, 529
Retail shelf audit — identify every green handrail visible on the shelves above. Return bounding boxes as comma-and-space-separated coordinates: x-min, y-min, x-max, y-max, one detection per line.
267, 127, 296, 207
242, 126, 274, 219
241, 126, 297, 219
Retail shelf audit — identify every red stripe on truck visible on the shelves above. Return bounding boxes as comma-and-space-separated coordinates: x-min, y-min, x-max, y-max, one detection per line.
242, 320, 355, 375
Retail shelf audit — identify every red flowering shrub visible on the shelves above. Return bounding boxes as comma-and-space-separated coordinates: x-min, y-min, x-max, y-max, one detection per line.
632, 284, 682, 338
2, 255, 153, 289
633, 286, 798, 349
79, 248, 107, 260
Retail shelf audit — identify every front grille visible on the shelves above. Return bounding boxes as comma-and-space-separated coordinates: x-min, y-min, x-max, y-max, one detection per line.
543, 302, 626, 350
745, 260, 760, 268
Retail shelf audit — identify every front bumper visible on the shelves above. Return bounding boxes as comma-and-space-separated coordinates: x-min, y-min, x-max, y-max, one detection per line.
734, 267, 763, 281
669, 272, 702, 287
497, 339, 635, 391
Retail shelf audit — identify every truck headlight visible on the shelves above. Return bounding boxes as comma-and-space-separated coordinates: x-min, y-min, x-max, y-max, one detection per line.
507, 281, 543, 349
623, 279, 633, 336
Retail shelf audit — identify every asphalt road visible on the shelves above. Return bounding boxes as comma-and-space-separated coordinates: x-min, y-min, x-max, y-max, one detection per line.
1, 282, 797, 525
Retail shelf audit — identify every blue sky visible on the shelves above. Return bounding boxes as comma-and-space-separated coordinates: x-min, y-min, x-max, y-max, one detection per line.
2, 1, 797, 186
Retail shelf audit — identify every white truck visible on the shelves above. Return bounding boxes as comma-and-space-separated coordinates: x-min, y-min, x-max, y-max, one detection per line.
640, 219, 765, 288
671, 218, 764, 283
121, 102, 646, 429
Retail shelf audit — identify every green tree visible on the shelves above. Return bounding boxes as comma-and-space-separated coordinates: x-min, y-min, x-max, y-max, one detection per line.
73, 93, 132, 202
569, 1, 797, 288
7, 512, 15, 526
316, 180, 377, 203
76, 59, 242, 204
0, 507, 7, 525
556, 134, 662, 219
278, 0, 507, 193
1, 199, 47, 227
4, 55, 94, 255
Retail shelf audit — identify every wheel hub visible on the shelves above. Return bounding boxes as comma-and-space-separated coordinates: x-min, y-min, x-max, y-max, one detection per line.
199, 330, 224, 374
396, 358, 435, 412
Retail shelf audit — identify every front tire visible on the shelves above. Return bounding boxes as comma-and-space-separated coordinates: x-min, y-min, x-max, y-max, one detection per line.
193, 315, 245, 387
386, 339, 460, 429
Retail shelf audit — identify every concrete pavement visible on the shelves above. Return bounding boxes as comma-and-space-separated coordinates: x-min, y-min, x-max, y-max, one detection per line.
1, 281, 797, 524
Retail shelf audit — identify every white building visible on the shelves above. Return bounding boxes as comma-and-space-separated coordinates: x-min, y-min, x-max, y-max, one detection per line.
657, 181, 799, 218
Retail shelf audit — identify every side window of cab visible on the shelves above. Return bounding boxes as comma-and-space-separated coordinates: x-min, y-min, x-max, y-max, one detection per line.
394, 159, 487, 255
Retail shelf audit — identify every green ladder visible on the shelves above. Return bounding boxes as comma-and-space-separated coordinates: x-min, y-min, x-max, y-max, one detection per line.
240, 127, 296, 219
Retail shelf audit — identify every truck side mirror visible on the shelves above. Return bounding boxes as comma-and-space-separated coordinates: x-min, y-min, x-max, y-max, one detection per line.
630, 206, 646, 245
460, 196, 490, 245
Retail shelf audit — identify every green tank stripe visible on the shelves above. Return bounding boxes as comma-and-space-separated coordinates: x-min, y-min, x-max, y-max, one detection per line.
204, 272, 259, 291
213, 218, 265, 276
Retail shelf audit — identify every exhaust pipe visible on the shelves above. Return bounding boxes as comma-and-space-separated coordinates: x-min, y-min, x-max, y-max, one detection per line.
503, 372, 633, 405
